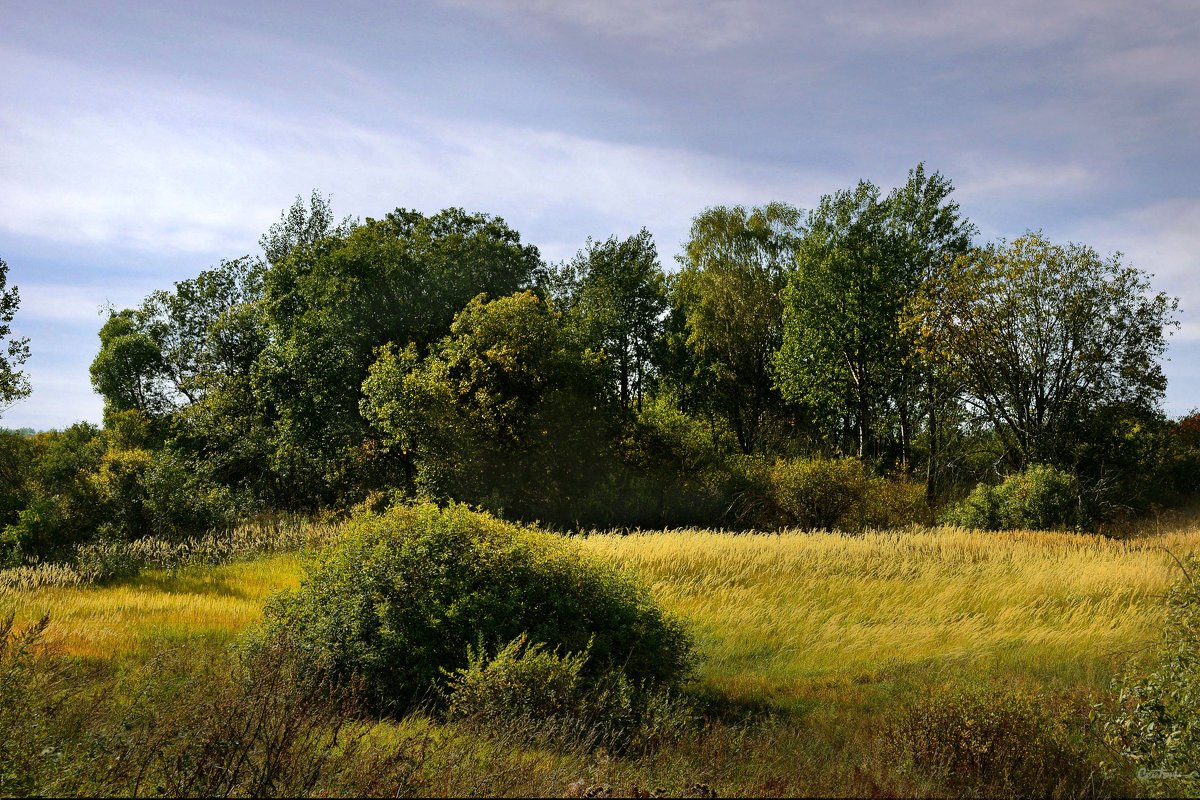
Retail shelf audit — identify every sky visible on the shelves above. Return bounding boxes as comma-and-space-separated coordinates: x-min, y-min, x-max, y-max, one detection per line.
1, 0, 1197, 430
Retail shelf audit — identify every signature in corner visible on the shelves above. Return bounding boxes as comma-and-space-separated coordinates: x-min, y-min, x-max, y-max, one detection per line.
1137, 766, 1199, 781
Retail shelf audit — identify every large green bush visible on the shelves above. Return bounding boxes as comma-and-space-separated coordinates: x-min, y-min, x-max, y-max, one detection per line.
261, 502, 694, 708
767, 456, 927, 531
943, 464, 1085, 531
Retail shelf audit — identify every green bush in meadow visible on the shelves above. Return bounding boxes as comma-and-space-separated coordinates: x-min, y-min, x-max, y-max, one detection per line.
944, 464, 1085, 531
261, 502, 694, 709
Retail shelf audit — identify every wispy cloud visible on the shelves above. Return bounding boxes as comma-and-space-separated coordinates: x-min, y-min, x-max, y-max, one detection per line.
953, 156, 1094, 200
441, 0, 765, 52
1068, 199, 1200, 293
0, 49, 838, 263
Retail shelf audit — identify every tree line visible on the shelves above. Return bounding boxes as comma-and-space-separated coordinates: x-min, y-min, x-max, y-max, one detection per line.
2, 165, 1198, 560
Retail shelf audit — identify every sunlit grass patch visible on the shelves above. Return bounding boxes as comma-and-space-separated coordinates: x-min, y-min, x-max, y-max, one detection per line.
0, 553, 306, 658
581, 524, 1200, 703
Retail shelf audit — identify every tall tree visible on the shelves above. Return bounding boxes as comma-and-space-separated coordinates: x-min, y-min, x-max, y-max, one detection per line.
775, 181, 889, 458
254, 207, 542, 504
918, 232, 1179, 469
884, 164, 976, 475
775, 165, 974, 465
675, 203, 803, 454
554, 229, 667, 411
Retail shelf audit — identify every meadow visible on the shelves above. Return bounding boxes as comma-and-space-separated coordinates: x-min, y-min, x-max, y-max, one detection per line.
3, 517, 1197, 797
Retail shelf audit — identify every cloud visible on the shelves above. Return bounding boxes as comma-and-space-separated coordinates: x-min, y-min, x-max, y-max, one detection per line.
2, 374, 102, 431
822, 1, 1191, 51
952, 156, 1094, 200
0, 50, 837, 264
14, 283, 156, 323
441, 0, 765, 52
1068, 199, 1200, 293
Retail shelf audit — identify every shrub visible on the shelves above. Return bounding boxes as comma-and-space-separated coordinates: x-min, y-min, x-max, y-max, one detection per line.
445, 634, 591, 722
443, 634, 694, 753
1, 498, 67, 564
943, 464, 1085, 531
0, 614, 58, 796
768, 457, 927, 531
886, 684, 1098, 797
1100, 556, 1200, 797
261, 502, 695, 709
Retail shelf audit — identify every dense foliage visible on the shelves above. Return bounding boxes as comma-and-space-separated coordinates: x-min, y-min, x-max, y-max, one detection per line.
0, 165, 1194, 565
942, 464, 1086, 531
764, 456, 928, 531
260, 502, 695, 709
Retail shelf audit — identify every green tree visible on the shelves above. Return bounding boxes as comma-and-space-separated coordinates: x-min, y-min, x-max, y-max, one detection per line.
884, 164, 976, 476
675, 203, 803, 454
255, 207, 542, 506
553, 229, 667, 411
89, 311, 167, 416
362, 291, 606, 520
259, 189, 357, 267
920, 232, 1178, 469
90, 258, 265, 416
775, 166, 974, 465
775, 181, 888, 457
0, 257, 31, 413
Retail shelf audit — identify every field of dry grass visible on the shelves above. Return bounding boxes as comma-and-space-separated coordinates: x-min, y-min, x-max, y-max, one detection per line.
4, 518, 1195, 685
582, 524, 1200, 703
3, 516, 1197, 796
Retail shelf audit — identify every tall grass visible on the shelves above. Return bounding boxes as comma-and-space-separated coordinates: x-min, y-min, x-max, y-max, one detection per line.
581, 524, 1200, 701
0, 517, 341, 592
4, 515, 1197, 796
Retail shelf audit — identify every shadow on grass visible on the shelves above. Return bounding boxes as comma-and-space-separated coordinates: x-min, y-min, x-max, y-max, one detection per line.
129, 570, 253, 600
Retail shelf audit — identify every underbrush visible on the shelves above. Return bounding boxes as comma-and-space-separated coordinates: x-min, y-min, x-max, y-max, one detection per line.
735, 455, 930, 531
884, 683, 1112, 798
443, 634, 696, 754
943, 465, 1089, 531
0, 615, 428, 797
3, 612, 1140, 798
1098, 555, 1200, 797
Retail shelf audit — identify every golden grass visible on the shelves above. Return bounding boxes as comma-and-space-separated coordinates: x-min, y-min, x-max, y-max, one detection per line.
580, 523, 1200, 700
0, 554, 307, 658
3, 517, 1198, 700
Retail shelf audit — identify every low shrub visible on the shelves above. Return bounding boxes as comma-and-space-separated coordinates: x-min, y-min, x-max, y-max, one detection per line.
767, 457, 928, 531
0, 614, 58, 796
886, 683, 1099, 797
261, 502, 695, 709
443, 634, 694, 753
1099, 556, 1200, 797
0, 621, 430, 797
943, 464, 1086, 531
